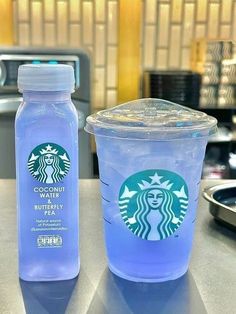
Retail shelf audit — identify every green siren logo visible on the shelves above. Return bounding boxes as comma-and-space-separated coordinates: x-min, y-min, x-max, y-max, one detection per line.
119, 170, 189, 241
28, 143, 70, 184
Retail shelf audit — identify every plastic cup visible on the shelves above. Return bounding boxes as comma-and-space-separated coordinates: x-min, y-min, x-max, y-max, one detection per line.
85, 98, 217, 282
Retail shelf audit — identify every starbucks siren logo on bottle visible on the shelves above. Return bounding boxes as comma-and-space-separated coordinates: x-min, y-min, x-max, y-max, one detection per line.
28, 143, 70, 184
119, 169, 189, 241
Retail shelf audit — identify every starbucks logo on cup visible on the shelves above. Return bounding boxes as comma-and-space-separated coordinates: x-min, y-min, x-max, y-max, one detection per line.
28, 143, 70, 184
119, 169, 189, 241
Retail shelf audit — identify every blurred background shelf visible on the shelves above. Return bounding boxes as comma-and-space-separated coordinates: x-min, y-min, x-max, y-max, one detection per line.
196, 107, 236, 179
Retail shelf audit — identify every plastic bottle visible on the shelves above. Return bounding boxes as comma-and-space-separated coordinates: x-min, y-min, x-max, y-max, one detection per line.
15, 64, 79, 281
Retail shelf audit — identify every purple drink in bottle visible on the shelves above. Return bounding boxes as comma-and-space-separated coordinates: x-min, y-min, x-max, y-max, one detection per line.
85, 98, 217, 282
15, 64, 79, 281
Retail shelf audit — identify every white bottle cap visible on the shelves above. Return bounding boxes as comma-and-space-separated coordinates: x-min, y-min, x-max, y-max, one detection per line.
17, 64, 75, 92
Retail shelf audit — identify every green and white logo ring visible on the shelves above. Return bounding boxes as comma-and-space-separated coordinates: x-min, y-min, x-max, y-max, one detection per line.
28, 143, 70, 184
119, 169, 189, 241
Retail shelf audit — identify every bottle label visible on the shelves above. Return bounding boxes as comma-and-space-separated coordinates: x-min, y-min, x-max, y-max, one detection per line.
28, 143, 70, 184
27, 143, 72, 249
118, 169, 189, 241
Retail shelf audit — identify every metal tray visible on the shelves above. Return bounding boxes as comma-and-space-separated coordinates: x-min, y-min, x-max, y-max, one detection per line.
203, 183, 236, 229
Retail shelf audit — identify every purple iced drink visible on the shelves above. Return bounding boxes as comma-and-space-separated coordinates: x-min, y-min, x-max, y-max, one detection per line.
85, 98, 217, 282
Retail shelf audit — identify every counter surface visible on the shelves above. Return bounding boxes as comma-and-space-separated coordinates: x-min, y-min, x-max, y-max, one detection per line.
0, 180, 235, 314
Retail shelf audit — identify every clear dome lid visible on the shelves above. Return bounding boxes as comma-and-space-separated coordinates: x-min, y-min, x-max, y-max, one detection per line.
85, 98, 217, 140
